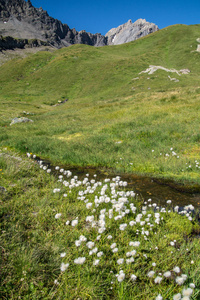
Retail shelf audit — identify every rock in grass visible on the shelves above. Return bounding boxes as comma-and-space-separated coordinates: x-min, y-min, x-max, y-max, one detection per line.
10, 117, 33, 126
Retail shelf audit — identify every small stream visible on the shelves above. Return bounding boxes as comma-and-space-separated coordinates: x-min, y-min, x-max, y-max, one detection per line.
36, 157, 200, 210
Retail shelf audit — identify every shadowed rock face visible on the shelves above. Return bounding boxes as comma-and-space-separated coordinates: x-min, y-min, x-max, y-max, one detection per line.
0, 0, 107, 48
0, 1, 158, 49
105, 19, 159, 45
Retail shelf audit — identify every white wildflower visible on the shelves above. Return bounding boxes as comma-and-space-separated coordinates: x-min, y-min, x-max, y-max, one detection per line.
97, 251, 103, 257
175, 276, 185, 285
117, 272, 125, 282
163, 271, 171, 278
74, 257, 86, 264
155, 294, 163, 300
60, 252, 66, 257
79, 235, 87, 242
130, 274, 137, 281
107, 235, 113, 239
147, 271, 155, 278
75, 240, 81, 247
60, 262, 69, 271
182, 288, 193, 297
86, 241, 95, 249
173, 266, 180, 273
93, 259, 100, 266
71, 219, 78, 226
117, 258, 124, 265
55, 213, 62, 219
173, 293, 181, 300
154, 276, 162, 284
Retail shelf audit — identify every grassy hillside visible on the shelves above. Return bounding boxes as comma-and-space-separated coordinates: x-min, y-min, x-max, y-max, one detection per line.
0, 24, 200, 184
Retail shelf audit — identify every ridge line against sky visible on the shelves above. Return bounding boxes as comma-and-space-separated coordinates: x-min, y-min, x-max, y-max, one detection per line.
30, 0, 200, 35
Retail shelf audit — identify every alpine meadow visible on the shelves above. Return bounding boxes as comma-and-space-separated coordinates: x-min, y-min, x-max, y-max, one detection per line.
1, 24, 200, 300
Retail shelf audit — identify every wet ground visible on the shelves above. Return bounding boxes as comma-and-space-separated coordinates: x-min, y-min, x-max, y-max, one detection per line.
36, 157, 200, 210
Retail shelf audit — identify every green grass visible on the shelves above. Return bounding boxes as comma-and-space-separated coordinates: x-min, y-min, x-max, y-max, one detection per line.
0, 148, 200, 299
0, 24, 200, 186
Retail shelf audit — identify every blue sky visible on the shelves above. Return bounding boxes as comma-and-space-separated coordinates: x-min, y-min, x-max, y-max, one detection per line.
30, 0, 200, 35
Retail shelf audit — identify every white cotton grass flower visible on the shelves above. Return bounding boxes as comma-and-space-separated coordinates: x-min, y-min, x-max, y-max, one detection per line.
54, 279, 59, 285
110, 243, 117, 249
154, 276, 162, 284
163, 271, 171, 278
93, 259, 100, 266
112, 247, 118, 253
182, 288, 193, 297
117, 258, 124, 265
71, 219, 78, 226
107, 235, 113, 239
189, 283, 195, 288
65, 220, 70, 225
79, 235, 87, 242
97, 251, 103, 257
75, 240, 81, 247
55, 213, 62, 219
60, 252, 66, 257
74, 257, 86, 264
60, 262, 69, 271
152, 262, 156, 267
155, 294, 163, 300
175, 276, 185, 285
173, 293, 181, 300
119, 223, 127, 230
117, 271, 125, 282
147, 270, 155, 278
86, 241, 95, 249
130, 274, 137, 281
173, 266, 180, 273
129, 241, 140, 247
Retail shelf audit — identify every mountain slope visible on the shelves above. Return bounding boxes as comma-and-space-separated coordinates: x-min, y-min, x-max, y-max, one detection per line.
0, 0, 158, 49
0, 24, 200, 183
0, 24, 199, 103
0, 0, 107, 47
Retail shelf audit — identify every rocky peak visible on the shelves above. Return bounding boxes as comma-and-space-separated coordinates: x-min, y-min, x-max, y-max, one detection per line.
0, 0, 107, 48
105, 18, 159, 45
0, 0, 158, 49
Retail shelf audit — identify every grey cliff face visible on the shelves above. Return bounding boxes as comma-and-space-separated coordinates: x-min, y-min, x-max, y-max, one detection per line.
105, 19, 159, 45
0, 0, 107, 48
0, 1, 158, 49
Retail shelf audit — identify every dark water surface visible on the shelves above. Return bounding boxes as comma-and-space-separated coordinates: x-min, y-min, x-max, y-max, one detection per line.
37, 157, 200, 210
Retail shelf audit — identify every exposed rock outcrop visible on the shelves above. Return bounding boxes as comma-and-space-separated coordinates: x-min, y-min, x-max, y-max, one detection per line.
0, 1, 159, 49
0, 0, 107, 48
0, 35, 47, 50
10, 117, 34, 125
105, 19, 158, 45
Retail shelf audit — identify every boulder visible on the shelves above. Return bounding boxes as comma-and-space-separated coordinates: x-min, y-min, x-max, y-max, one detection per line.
10, 117, 34, 125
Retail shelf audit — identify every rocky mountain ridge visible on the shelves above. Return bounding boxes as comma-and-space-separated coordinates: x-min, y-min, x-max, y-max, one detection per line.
106, 19, 159, 45
0, 0, 159, 49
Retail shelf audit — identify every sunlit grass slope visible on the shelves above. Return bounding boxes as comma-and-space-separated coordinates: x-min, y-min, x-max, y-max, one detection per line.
0, 24, 200, 184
